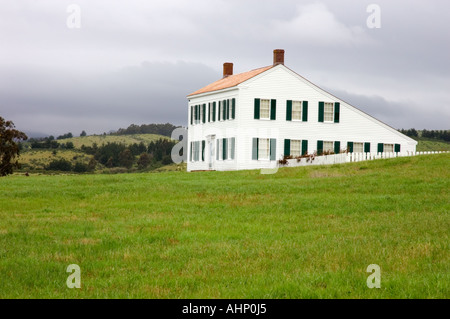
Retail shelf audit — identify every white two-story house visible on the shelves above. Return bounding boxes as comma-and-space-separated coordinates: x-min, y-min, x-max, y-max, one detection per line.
187, 49, 417, 172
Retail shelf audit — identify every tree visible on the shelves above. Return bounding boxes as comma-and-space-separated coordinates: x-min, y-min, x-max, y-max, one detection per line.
137, 152, 151, 169
87, 157, 97, 171
118, 148, 134, 168
73, 162, 88, 173
45, 159, 72, 171
0, 117, 28, 176
80, 130, 87, 137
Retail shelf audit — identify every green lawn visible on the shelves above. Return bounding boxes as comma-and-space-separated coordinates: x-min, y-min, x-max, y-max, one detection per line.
0, 154, 449, 298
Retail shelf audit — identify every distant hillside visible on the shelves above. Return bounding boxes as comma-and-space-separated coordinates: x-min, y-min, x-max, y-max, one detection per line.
114, 123, 179, 137
416, 137, 450, 152
55, 133, 170, 148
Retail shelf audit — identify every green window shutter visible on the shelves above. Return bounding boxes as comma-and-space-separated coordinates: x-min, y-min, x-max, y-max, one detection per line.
216, 139, 220, 160
202, 104, 206, 123
334, 141, 340, 154
347, 141, 353, 153
302, 101, 308, 122
270, 138, 277, 160
226, 99, 230, 120
190, 106, 193, 125
208, 103, 210, 122
334, 102, 340, 123
202, 140, 205, 161
302, 140, 308, 155
284, 139, 291, 156
318, 102, 324, 122
218, 101, 221, 121
377, 143, 384, 153
254, 98, 260, 119
395, 144, 401, 152
232, 98, 236, 119
231, 137, 235, 159
364, 142, 370, 153
317, 140, 323, 155
270, 99, 276, 120
213, 102, 216, 122
189, 142, 192, 161
286, 100, 292, 121
223, 100, 226, 120
223, 138, 227, 160
252, 138, 258, 160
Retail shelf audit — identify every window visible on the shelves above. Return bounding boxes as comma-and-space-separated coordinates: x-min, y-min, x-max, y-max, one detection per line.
208, 103, 212, 122
260, 99, 270, 119
215, 138, 235, 161
291, 140, 301, 157
258, 138, 270, 160
323, 141, 334, 153
292, 101, 302, 120
353, 142, 364, 153
384, 144, 394, 153
324, 103, 334, 122
191, 141, 200, 162
227, 139, 233, 160
218, 139, 223, 160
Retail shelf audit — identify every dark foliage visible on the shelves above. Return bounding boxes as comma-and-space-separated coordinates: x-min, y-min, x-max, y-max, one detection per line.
115, 123, 179, 137
57, 132, 73, 140
0, 117, 28, 176
45, 159, 72, 171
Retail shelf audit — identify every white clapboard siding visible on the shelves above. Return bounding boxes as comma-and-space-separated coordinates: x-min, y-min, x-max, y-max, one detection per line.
187, 64, 418, 172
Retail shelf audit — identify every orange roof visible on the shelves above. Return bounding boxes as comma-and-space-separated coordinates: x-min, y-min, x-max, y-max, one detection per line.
188, 65, 274, 96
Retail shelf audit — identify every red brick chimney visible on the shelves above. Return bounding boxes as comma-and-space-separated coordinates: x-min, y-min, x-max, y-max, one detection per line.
273, 49, 285, 65
223, 62, 233, 78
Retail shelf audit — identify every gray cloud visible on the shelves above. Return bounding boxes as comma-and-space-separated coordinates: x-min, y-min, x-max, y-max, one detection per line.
0, 0, 449, 135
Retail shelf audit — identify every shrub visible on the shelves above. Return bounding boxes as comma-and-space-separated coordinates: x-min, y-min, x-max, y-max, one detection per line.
45, 159, 72, 171
73, 162, 88, 173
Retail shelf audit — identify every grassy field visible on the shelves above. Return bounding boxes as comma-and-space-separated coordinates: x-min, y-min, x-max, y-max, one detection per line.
19, 149, 91, 171
0, 154, 448, 298
416, 137, 450, 152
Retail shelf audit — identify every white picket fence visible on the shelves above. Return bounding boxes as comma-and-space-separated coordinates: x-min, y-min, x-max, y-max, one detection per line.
283, 151, 450, 167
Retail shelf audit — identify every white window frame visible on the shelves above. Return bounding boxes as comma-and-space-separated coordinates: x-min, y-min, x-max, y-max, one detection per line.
227, 138, 233, 160
323, 141, 334, 153
218, 139, 223, 160
292, 101, 302, 121
260, 99, 270, 120
353, 142, 364, 153
258, 138, 270, 160
324, 102, 334, 122
384, 144, 394, 153
291, 139, 301, 157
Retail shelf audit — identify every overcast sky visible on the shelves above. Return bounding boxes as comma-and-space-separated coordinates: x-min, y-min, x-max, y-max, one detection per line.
1, 0, 449, 136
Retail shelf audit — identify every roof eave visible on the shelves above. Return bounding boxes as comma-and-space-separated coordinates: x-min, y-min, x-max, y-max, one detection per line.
187, 86, 239, 99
